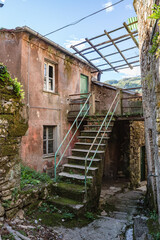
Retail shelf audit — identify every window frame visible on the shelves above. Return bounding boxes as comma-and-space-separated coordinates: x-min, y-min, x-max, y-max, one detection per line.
44, 62, 55, 93
43, 126, 56, 156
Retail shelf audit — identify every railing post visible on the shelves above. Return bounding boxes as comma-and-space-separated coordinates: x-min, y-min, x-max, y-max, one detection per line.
90, 92, 95, 115
120, 89, 123, 116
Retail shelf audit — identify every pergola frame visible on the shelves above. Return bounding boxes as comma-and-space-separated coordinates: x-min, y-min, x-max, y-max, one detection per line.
71, 21, 139, 73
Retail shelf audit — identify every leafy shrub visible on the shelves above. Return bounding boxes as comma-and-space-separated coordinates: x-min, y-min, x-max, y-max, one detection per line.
0, 63, 24, 98
20, 164, 53, 189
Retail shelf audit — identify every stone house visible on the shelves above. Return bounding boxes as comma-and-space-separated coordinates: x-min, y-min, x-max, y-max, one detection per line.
0, 25, 146, 193
133, 0, 160, 217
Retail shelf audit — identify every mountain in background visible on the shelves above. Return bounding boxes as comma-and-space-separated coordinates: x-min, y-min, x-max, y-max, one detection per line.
105, 76, 141, 89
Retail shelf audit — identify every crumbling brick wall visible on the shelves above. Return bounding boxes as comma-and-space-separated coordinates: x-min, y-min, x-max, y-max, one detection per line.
0, 65, 28, 224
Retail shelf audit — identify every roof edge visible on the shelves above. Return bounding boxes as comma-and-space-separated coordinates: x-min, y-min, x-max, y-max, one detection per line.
1, 26, 95, 70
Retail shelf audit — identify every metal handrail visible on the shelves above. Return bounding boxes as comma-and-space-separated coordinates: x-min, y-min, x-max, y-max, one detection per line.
84, 91, 120, 198
54, 92, 92, 181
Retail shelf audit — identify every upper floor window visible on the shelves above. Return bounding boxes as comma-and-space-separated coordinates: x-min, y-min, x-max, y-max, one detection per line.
44, 62, 55, 92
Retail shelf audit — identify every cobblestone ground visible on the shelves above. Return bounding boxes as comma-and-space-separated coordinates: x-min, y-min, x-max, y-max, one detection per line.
54, 181, 146, 240
0, 181, 146, 240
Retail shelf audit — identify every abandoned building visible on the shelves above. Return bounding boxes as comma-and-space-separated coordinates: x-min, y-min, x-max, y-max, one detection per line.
0, 21, 146, 212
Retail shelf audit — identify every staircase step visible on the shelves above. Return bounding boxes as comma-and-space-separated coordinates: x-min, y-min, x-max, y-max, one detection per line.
63, 163, 98, 176
75, 142, 106, 147
78, 136, 109, 143
81, 130, 112, 133
52, 182, 86, 201
67, 155, 101, 166
47, 196, 84, 214
80, 130, 111, 137
75, 142, 106, 150
72, 148, 105, 158
63, 163, 98, 171
84, 124, 114, 130
59, 172, 93, 185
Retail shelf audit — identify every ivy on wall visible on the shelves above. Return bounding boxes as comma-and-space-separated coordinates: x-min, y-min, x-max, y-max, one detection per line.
149, 4, 160, 58
0, 63, 24, 99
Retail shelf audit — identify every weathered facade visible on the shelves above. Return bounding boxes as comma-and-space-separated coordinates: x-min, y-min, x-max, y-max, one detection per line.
134, 0, 160, 213
0, 27, 95, 173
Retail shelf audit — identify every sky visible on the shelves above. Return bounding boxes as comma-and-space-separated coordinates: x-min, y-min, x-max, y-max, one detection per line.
0, 0, 140, 82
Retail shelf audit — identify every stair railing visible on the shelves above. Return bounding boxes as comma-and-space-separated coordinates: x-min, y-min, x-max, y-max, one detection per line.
54, 92, 92, 181
84, 91, 120, 199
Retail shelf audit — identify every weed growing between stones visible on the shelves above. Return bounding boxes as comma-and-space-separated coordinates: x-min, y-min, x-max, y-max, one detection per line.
25, 200, 99, 228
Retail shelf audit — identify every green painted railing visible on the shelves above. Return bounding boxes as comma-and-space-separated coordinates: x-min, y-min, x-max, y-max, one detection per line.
84, 91, 120, 198
54, 92, 92, 181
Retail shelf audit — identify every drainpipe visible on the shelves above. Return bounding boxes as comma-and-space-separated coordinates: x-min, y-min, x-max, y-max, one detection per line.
97, 72, 101, 82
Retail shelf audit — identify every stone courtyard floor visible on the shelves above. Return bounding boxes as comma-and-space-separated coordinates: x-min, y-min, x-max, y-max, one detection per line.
0, 180, 148, 240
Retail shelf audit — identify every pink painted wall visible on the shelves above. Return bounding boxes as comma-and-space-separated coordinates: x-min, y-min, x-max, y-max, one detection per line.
0, 29, 93, 173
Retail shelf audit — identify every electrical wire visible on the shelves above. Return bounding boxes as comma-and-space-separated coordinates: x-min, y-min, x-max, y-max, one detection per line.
43, 0, 125, 37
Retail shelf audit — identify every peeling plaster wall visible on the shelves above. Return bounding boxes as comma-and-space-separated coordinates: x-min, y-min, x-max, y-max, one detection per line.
0, 30, 94, 173
134, 0, 160, 210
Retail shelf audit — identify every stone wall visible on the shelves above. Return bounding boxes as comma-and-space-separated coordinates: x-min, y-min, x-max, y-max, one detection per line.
0, 65, 28, 224
129, 121, 145, 188
134, 0, 160, 211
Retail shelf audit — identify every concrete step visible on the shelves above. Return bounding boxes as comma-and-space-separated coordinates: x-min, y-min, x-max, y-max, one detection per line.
80, 130, 111, 137
72, 148, 105, 158
47, 196, 85, 215
67, 155, 101, 166
78, 135, 109, 143
75, 142, 106, 150
52, 182, 86, 202
63, 163, 98, 176
83, 124, 113, 131
86, 115, 115, 121
58, 172, 93, 185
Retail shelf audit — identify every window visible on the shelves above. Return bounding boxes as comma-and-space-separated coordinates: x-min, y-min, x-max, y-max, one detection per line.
43, 126, 56, 155
44, 62, 55, 92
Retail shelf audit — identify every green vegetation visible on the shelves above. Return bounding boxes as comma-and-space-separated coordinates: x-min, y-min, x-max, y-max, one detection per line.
147, 210, 160, 240
20, 164, 53, 189
2, 234, 15, 240
148, 4, 160, 58
0, 63, 24, 98
105, 76, 141, 90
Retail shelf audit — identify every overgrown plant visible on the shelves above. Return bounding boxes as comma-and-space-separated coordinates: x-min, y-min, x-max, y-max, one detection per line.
148, 4, 160, 58
20, 164, 53, 189
0, 63, 24, 98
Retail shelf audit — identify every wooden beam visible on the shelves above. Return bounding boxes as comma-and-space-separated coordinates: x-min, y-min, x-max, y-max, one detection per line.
123, 22, 139, 48
101, 60, 139, 72
73, 20, 138, 48
90, 46, 137, 61
85, 38, 118, 72
71, 45, 102, 73
104, 30, 133, 69
83, 34, 138, 56
76, 31, 138, 55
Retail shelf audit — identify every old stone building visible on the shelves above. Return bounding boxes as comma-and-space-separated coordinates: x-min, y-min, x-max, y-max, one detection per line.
134, 0, 160, 215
